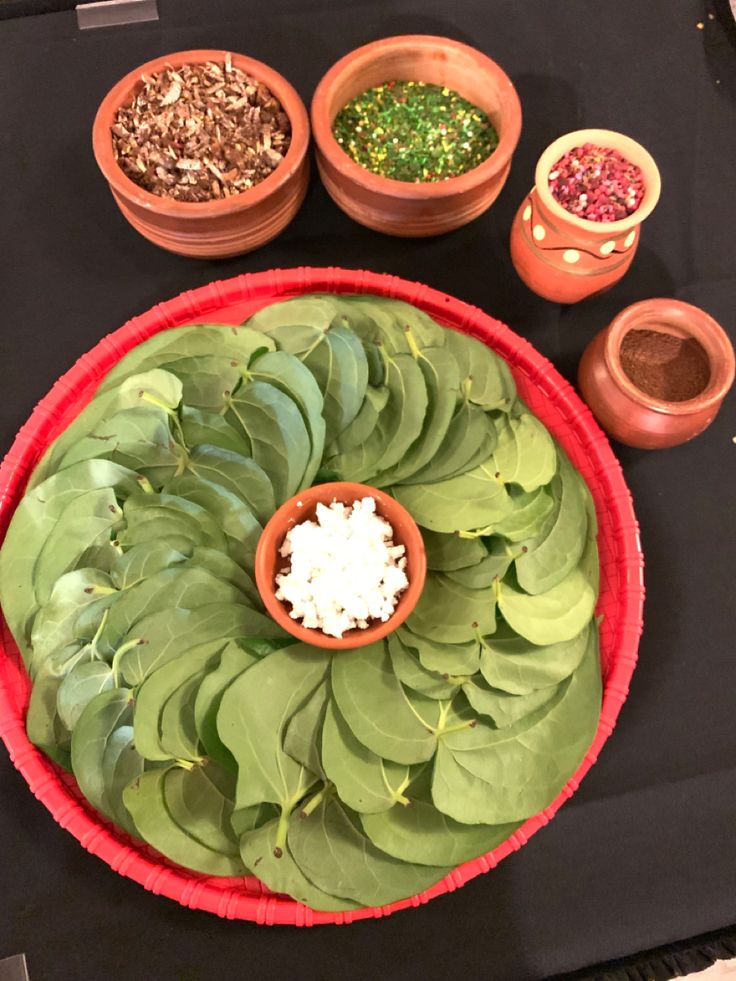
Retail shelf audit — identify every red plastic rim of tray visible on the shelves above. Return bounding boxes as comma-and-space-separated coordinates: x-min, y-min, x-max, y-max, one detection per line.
0, 267, 643, 926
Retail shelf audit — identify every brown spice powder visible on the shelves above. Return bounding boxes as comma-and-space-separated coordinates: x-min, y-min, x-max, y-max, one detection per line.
619, 328, 711, 402
112, 56, 291, 203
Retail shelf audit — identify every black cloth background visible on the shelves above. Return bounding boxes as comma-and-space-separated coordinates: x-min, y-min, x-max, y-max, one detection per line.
1, 2, 735, 978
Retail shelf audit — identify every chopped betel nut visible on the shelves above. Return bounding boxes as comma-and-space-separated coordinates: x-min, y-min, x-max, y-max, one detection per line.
275, 498, 409, 638
112, 57, 291, 202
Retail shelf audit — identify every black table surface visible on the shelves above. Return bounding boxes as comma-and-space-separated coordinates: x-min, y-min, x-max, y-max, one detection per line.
1, 1, 735, 979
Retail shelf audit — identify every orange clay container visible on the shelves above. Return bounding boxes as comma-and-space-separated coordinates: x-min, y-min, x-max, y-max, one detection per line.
510, 129, 661, 304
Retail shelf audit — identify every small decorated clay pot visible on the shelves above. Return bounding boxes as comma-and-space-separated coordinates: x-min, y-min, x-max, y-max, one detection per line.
311, 35, 522, 237
510, 129, 661, 304
578, 298, 735, 449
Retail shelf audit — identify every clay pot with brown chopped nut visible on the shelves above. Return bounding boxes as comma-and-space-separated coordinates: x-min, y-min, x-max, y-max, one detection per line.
93, 50, 310, 258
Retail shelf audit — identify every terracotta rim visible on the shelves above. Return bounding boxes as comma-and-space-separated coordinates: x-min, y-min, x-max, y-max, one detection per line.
603, 298, 736, 415
254, 482, 427, 650
534, 128, 661, 234
311, 35, 522, 200
0, 267, 643, 926
92, 49, 310, 217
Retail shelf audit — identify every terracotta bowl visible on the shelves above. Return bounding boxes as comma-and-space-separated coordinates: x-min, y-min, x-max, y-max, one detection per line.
578, 298, 735, 448
92, 49, 310, 258
511, 129, 661, 303
311, 35, 522, 237
254, 482, 427, 650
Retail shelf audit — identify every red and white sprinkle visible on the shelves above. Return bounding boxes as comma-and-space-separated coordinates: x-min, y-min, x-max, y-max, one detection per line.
548, 143, 645, 222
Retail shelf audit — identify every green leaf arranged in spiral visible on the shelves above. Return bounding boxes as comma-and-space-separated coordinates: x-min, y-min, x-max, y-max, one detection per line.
0, 293, 602, 911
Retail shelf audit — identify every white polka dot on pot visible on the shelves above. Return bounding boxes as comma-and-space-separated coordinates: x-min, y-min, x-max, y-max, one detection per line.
522, 203, 532, 221
563, 249, 580, 264
624, 230, 636, 248
600, 240, 616, 255
533, 224, 546, 241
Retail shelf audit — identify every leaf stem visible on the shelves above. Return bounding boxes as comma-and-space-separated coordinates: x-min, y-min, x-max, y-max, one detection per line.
300, 782, 332, 818
111, 637, 143, 688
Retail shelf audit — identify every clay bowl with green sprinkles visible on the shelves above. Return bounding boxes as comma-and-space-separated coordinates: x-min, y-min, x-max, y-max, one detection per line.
311, 35, 522, 236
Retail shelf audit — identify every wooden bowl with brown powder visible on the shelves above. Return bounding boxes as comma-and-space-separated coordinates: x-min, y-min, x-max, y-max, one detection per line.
93, 50, 310, 258
578, 299, 735, 449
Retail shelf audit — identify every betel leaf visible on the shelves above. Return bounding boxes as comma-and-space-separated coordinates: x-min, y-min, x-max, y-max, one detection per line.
405, 400, 498, 485
239, 815, 359, 911
434, 628, 601, 824
0, 460, 139, 659
480, 621, 592, 695
53, 406, 186, 489
387, 634, 460, 699
361, 795, 520, 867
230, 801, 278, 838
123, 766, 247, 876
461, 675, 560, 728
422, 530, 488, 572
288, 797, 450, 907
114, 603, 282, 687
193, 640, 264, 772
245, 295, 336, 338
119, 492, 229, 554
491, 485, 556, 543
408, 573, 495, 644
159, 671, 209, 762
179, 406, 251, 457
98, 325, 275, 390
98, 567, 248, 658
444, 329, 516, 412
70, 687, 135, 820
580, 494, 601, 598
186, 547, 259, 603
56, 660, 114, 731
497, 567, 595, 646
492, 414, 557, 492
161, 472, 262, 571
158, 354, 243, 413
396, 626, 481, 677
326, 351, 428, 481
514, 451, 588, 595
34, 487, 122, 607
224, 380, 310, 505
330, 643, 437, 765
445, 540, 514, 589
325, 385, 388, 455
321, 699, 411, 814
184, 444, 275, 526
26, 661, 74, 770
374, 347, 459, 486
302, 323, 369, 442
164, 763, 242, 856
110, 541, 189, 590
29, 568, 117, 675
243, 350, 326, 489
101, 724, 143, 836
335, 295, 446, 354
283, 682, 328, 777
29, 370, 183, 489
217, 644, 329, 812
392, 460, 510, 533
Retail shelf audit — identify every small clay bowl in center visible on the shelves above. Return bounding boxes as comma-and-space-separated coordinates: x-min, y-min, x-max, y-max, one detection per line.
255, 482, 426, 650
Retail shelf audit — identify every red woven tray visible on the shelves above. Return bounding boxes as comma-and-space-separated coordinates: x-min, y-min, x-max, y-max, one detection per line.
0, 268, 643, 926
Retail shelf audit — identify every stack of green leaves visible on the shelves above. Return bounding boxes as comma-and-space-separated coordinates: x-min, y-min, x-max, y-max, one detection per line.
0, 294, 602, 911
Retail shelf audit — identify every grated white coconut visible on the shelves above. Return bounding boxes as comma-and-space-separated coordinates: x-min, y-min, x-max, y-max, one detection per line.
274, 497, 409, 638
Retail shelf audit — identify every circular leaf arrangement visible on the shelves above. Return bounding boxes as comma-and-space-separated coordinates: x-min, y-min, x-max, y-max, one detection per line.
0, 294, 601, 911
